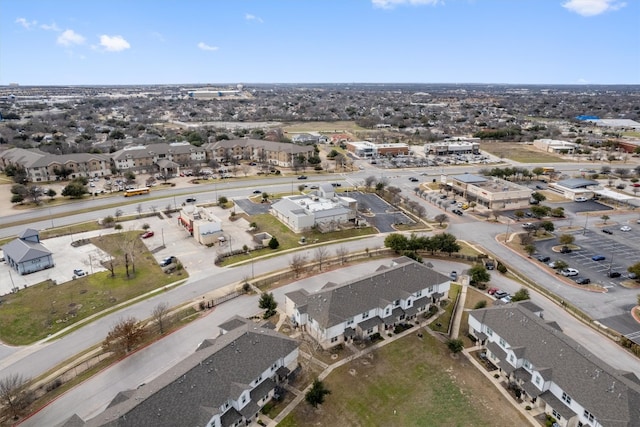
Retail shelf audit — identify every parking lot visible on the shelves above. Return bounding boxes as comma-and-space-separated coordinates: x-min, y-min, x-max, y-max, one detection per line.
346, 192, 415, 232
0, 207, 256, 297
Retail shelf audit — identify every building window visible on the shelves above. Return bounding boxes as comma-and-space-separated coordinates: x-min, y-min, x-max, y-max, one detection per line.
407, 299, 412, 307
509, 354, 514, 363
242, 396, 246, 404
499, 338, 506, 347
346, 318, 354, 325
362, 311, 369, 319
485, 327, 493, 336
394, 299, 400, 307
583, 410, 595, 422
385, 308, 390, 315
561, 392, 572, 405
534, 376, 541, 386
552, 409, 562, 420
428, 286, 434, 293
416, 290, 422, 297
367, 328, 374, 334
331, 336, 338, 343
523, 360, 531, 369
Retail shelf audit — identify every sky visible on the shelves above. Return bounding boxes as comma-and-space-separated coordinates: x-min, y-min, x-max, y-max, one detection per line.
1, 0, 638, 86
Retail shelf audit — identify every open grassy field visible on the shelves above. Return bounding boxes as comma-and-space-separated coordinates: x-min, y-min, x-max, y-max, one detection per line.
480, 141, 569, 163
0, 231, 182, 345
278, 331, 528, 427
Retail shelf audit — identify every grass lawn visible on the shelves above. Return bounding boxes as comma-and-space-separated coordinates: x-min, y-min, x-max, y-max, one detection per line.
459, 287, 493, 347
429, 283, 461, 334
480, 141, 568, 163
218, 213, 377, 266
0, 231, 182, 345
278, 332, 528, 427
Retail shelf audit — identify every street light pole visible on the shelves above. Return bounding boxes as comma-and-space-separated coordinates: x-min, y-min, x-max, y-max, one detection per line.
583, 213, 589, 235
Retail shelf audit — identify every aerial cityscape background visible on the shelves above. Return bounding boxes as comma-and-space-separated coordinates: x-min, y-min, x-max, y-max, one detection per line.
1, 0, 638, 86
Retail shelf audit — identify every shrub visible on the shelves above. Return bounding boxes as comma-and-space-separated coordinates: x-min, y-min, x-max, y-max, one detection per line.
497, 263, 508, 274
474, 301, 487, 309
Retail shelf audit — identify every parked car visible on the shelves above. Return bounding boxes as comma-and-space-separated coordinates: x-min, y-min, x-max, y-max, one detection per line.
561, 268, 579, 277
591, 255, 606, 261
141, 231, 155, 239
560, 246, 572, 254
409, 177, 419, 182
548, 261, 560, 269
160, 256, 176, 267
452, 209, 463, 216
522, 222, 534, 230
297, 175, 308, 180
500, 295, 512, 303
449, 271, 458, 281
494, 290, 509, 299
625, 272, 638, 280
620, 226, 631, 232
608, 271, 621, 278
73, 269, 86, 277
602, 229, 613, 235
535, 254, 550, 263
439, 194, 447, 199
185, 197, 196, 203
574, 196, 588, 202
575, 277, 591, 285
487, 287, 499, 295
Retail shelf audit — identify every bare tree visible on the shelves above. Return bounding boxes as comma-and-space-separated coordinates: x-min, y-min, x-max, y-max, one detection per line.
151, 302, 171, 335
136, 204, 143, 218
364, 175, 377, 190
0, 373, 33, 421
335, 246, 349, 265
102, 317, 146, 356
289, 253, 307, 278
314, 246, 329, 271
434, 213, 448, 226
114, 208, 123, 222
240, 164, 251, 177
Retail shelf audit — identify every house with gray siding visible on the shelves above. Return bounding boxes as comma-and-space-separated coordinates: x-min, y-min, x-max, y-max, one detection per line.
468, 303, 640, 427
285, 257, 450, 349
2, 228, 54, 275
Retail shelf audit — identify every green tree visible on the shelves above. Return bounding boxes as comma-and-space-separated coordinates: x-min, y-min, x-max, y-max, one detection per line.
261, 192, 269, 202
530, 205, 551, 219
552, 260, 568, 271
601, 214, 610, 224
258, 292, 278, 318
268, 237, 280, 249
539, 221, 555, 233
61, 181, 87, 199
514, 210, 525, 221
433, 233, 461, 255
446, 338, 464, 353
384, 233, 409, 252
531, 192, 546, 203
531, 167, 544, 178
469, 264, 491, 287
628, 262, 640, 278
524, 244, 536, 257
305, 379, 331, 408
511, 288, 530, 302
218, 196, 229, 205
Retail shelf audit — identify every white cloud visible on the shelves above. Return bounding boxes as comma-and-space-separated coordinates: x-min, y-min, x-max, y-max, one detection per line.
562, 0, 626, 16
15, 18, 37, 29
245, 13, 264, 23
40, 23, 61, 32
372, 0, 441, 9
57, 29, 85, 46
198, 42, 219, 51
99, 35, 131, 52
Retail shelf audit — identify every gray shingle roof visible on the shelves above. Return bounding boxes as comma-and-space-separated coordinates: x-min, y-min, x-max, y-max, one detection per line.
286, 257, 449, 329
470, 304, 640, 426
556, 178, 599, 189
2, 238, 52, 263
79, 321, 298, 426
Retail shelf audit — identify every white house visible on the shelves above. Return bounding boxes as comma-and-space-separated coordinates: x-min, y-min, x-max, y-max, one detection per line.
64, 316, 299, 427
468, 303, 640, 427
285, 257, 450, 349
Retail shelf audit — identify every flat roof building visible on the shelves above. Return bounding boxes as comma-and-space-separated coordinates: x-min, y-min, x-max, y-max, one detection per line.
443, 173, 532, 210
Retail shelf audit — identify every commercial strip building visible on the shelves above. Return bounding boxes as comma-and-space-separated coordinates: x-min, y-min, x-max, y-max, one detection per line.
62, 316, 299, 427
424, 138, 480, 155
270, 183, 357, 233
345, 141, 410, 158
442, 173, 532, 210
178, 205, 224, 245
284, 257, 450, 349
533, 139, 578, 154
468, 303, 640, 427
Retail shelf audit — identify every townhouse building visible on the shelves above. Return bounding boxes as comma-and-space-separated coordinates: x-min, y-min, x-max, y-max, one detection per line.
285, 257, 450, 349
468, 303, 640, 427
110, 141, 207, 175
64, 316, 299, 427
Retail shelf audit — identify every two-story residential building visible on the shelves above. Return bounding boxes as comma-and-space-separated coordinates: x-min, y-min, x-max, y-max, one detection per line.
468, 303, 640, 427
285, 257, 450, 349
0, 147, 111, 181
110, 142, 206, 174
63, 316, 299, 427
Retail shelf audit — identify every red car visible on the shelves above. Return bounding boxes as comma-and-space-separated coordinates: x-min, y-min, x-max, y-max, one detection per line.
487, 287, 499, 295
141, 231, 154, 239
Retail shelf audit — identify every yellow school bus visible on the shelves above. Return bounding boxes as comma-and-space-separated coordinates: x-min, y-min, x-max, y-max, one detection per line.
124, 187, 150, 197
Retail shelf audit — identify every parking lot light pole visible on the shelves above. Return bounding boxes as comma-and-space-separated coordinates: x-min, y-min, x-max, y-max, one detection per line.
583, 213, 589, 235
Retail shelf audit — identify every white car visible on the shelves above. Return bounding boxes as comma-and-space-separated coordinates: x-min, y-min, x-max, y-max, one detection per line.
620, 226, 631, 232
574, 196, 588, 202
561, 268, 579, 277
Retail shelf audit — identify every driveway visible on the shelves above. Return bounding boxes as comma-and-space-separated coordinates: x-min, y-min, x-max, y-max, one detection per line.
347, 192, 415, 232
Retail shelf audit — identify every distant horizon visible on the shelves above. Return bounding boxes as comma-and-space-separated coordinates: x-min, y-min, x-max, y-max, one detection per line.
2, 1, 637, 86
